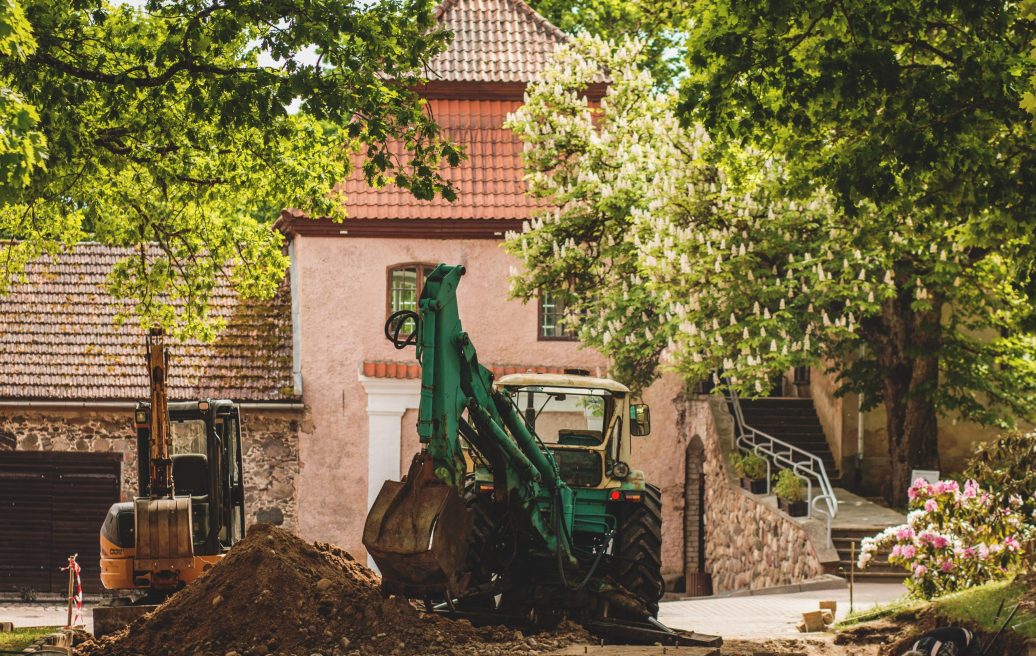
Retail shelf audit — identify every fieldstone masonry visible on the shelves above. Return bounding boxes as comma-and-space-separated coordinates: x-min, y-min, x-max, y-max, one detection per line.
678, 395, 829, 593
0, 408, 301, 531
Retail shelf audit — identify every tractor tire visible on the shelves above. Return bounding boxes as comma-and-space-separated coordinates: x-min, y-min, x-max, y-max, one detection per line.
611, 484, 665, 617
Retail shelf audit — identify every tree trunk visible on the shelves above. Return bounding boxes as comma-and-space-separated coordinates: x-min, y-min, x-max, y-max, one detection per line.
871, 293, 943, 506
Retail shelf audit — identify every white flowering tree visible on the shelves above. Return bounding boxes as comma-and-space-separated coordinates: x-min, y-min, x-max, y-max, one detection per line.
506, 37, 1036, 503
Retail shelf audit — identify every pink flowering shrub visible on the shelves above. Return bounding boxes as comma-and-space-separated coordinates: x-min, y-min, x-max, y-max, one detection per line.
858, 478, 1032, 599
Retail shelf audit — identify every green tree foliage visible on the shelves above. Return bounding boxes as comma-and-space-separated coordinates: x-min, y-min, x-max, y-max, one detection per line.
0, 0, 46, 200
506, 36, 1036, 504
526, 0, 689, 86
1, 0, 458, 339
1023, 1, 1036, 120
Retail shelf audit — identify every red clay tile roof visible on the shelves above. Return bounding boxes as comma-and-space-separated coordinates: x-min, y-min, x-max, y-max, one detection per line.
361, 360, 603, 379
336, 98, 543, 221
0, 244, 296, 402
429, 0, 568, 83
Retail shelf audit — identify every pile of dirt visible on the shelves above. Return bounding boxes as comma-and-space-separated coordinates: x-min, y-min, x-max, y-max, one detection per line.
724, 636, 879, 656
77, 524, 589, 656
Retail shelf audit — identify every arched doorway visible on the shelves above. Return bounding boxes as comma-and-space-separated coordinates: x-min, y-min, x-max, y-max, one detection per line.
684, 435, 712, 596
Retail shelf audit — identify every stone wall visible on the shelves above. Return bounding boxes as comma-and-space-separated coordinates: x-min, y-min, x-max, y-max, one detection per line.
0, 406, 301, 531
678, 395, 832, 593
239, 410, 302, 531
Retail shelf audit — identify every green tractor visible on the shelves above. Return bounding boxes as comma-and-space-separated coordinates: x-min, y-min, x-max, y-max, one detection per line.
363, 264, 718, 646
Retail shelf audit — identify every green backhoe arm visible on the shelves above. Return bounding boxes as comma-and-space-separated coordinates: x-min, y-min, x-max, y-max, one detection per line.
409, 264, 573, 557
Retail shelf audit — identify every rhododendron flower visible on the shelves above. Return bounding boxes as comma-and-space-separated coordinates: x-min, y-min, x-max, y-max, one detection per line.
939, 559, 954, 573
1004, 537, 1021, 552
909, 479, 932, 500
901, 544, 917, 559
897, 527, 915, 541
924, 498, 938, 512
962, 480, 979, 499
913, 564, 927, 578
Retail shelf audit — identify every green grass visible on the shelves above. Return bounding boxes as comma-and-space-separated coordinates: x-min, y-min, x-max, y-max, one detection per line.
836, 578, 1036, 639
836, 596, 922, 628
0, 626, 57, 651
932, 579, 1036, 639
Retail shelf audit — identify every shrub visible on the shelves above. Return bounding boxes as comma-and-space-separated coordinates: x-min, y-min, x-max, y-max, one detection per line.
728, 451, 743, 477
964, 430, 1036, 526
774, 469, 807, 503
859, 478, 1029, 599
737, 450, 767, 480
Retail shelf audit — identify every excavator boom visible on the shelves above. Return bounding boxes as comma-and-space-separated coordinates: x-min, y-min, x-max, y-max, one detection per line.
133, 329, 195, 575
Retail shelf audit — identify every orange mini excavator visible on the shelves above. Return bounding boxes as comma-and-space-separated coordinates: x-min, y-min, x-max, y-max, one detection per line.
94, 329, 245, 633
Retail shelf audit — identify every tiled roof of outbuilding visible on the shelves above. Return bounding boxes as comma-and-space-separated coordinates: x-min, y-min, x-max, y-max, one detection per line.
0, 244, 296, 402
428, 0, 568, 83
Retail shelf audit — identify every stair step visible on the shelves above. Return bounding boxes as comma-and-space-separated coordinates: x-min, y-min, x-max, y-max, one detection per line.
738, 398, 816, 405
832, 527, 899, 539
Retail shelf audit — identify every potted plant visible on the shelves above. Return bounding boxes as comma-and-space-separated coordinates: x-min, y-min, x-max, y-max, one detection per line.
731, 450, 768, 494
774, 469, 809, 517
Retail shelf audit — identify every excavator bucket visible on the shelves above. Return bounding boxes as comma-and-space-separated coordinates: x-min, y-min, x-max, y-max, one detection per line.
133, 497, 195, 576
363, 454, 471, 598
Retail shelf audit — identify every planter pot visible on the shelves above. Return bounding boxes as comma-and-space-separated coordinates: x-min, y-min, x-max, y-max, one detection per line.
740, 477, 767, 494
779, 497, 809, 517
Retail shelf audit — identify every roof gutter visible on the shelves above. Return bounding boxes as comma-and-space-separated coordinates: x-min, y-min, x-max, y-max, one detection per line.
0, 400, 305, 411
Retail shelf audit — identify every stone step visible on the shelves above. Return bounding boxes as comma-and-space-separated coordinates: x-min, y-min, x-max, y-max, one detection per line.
826, 563, 907, 580
745, 429, 824, 439
833, 527, 899, 540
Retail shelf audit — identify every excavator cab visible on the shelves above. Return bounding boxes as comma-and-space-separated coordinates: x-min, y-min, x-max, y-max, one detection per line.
99, 400, 245, 594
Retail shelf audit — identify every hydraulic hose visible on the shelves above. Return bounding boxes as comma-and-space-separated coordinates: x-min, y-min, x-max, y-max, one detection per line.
553, 488, 609, 591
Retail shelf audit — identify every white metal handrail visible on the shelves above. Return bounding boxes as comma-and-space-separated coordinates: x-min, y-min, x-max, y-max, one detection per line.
726, 389, 838, 542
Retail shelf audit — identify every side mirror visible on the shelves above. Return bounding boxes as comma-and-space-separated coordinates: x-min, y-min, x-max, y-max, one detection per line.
630, 403, 651, 436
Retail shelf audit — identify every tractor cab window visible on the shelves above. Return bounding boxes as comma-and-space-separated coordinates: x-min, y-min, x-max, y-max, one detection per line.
509, 386, 611, 446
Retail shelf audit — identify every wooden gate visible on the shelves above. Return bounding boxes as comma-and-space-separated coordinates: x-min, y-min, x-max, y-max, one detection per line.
0, 451, 121, 594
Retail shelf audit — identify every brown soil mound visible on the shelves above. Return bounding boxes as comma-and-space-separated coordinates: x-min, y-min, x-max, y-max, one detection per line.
77, 524, 588, 656
724, 636, 879, 655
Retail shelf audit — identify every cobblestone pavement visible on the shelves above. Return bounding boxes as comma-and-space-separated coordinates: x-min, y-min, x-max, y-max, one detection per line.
0, 601, 95, 633
1, 581, 908, 643
659, 581, 908, 639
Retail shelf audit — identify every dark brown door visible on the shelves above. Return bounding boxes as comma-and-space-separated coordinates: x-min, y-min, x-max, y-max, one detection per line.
0, 451, 121, 594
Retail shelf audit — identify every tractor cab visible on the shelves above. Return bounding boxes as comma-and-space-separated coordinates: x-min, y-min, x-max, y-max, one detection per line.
494, 373, 651, 489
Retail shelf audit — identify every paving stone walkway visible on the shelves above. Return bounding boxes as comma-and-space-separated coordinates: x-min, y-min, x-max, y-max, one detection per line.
659, 581, 908, 639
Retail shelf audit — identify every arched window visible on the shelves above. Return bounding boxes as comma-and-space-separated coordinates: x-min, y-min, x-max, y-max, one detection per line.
387, 263, 436, 318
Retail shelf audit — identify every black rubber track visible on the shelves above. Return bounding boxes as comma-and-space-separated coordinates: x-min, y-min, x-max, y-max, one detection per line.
611, 484, 665, 617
